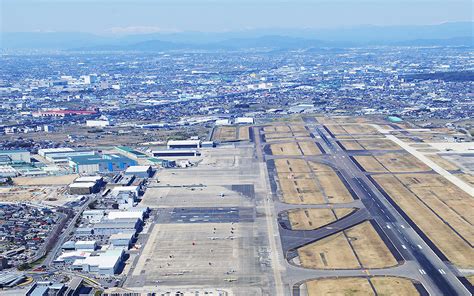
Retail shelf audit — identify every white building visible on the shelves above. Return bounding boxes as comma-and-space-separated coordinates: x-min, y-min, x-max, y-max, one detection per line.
215, 119, 231, 126
72, 249, 124, 275
109, 232, 134, 249
107, 210, 144, 221
86, 120, 110, 128
83, 210, 106, 223
235, 117, 254, 124
167, 140, 201, 149
74, 240, 97, 251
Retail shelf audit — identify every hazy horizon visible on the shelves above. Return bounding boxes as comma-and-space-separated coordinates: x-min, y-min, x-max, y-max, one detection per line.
1, 0, 472, 35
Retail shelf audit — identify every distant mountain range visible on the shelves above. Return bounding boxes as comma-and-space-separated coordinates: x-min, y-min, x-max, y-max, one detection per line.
1, 22, 472, 51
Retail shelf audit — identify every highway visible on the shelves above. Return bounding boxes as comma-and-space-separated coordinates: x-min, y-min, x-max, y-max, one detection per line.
309, 121, 471, 296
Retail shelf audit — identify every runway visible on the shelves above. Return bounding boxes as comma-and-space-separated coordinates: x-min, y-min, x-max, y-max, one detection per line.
260, 118, 472, 296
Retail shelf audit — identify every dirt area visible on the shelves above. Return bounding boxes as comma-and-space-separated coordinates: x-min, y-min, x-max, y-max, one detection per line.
274, 159, 311, 173
370, 277, 420, 295
297, 142, 322, 155
426, 155, 460, 171
355, 153, 431, 173
13, 174, 78, 186
270, 142, 302, 156
457, 173, 474, 186
212, 126, 237, 141
375, 153, 431, 172
288, 208, 354, 230
354, 156, 388, 173
263, 132, 294, 139
263, 125, 291, 133
289, 125, 308, 133
298, 231, 360, 269
316, 116, 371, 125
345, 221, 398, 268
275, 160, 353, 204
316, 171, 353, 203
374, 174, 474, 268
264, 137, 313, 143
339, 140, 365, 150
305, 277, 420, 296
278, 174, 325, 204
467, 275, 474, 285
0, 185, 70, 204
238, 126, 250, 141
306, 277, 374, 296
395, 174, 474, 243
298, 221, 397, 269
357, 139, 401, 150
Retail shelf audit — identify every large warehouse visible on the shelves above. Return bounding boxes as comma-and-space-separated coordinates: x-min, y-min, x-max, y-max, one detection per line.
0, 150, 30, 164
167, 140, 201, 149
68, 153, 136, 174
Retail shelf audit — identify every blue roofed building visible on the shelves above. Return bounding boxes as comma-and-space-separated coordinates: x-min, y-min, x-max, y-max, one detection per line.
68, 153, 136, 174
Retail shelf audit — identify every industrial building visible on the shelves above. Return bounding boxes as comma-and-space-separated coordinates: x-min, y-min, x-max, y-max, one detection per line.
109, 232, 134, 249
38, 147, 74, 157
167, 139, 201, 149
83, 209, 106, 223
0, 150, 31, 163
69, 182, 100, 195
235, 117, 254, 124
68, 153, 136, 174
71, 249, 124, 275
74, 175, 104, 185
115, 146, 148, 160
124, 165, 153, 178
44, 150, 96, 164
152, 149, 201, 157
93, 220, 140, 236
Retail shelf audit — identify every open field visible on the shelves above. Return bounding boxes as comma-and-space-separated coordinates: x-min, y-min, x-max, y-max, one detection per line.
426, 154, 460, 171
297, 221, 397, 269
238, 126, 250, 141
316, 171, 353, 203
288, 208, 354, 230
263, 125, 291, 133
338, 140, 364, 150
298, 231, 360, 269
457, 173, 474, 186
264, 132, 294, 139
305, 277, 419, 296
325, 124, 380, 136
264, 137, 313, 143
353, 156, 388, 173
270, 142, 302, 156
274, 159, 311, 173
345, 221, 398, 268
278, 174, 325, 204
212, 126, 237, 141
374, 174, 474, 268
275, 160, 353, 204
297, 142, 322, 155
13, 174, 78, 186
316, 116, 371, 125
289, 124, 308, 133
395, 174, 474, 242
354, 153, 431, 173
375, 153, 431, 172
356, 139, 401, 150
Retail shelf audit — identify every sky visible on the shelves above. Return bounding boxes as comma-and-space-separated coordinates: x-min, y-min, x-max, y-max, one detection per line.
1, 0, 472, 34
